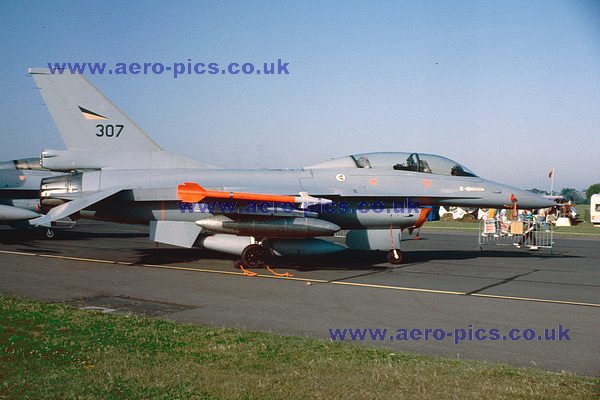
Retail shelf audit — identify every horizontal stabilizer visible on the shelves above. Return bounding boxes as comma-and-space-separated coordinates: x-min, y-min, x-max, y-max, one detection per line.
29, 187, 124, 227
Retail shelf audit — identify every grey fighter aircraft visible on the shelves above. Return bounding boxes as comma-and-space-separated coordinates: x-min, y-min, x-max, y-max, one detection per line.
26, 68, 555, 264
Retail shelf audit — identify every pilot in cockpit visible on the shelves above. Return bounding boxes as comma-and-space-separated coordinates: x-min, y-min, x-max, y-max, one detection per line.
419, 159, 431, 173
393, 154, 431, 173
355, 156, 372, 168
451, 165, 464, 176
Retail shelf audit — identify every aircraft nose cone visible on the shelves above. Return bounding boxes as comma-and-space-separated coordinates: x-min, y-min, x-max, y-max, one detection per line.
512, 190, 556, 209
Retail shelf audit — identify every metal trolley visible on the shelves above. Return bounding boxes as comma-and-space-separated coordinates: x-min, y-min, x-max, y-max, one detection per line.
478, 218, 554, 254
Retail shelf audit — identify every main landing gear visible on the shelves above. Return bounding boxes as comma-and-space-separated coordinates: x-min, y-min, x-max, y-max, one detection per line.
237, 242, 292, 277
46, 228, 55, 239
240, 243, 265, 267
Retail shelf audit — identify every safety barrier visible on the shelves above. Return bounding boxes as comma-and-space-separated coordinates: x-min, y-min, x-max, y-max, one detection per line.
478, 219, 554, 253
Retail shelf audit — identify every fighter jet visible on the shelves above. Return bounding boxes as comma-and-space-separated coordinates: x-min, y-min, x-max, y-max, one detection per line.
26, 68, 555, 264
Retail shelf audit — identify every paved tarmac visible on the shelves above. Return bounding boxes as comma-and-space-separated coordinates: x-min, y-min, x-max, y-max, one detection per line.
1, 221, 598, 376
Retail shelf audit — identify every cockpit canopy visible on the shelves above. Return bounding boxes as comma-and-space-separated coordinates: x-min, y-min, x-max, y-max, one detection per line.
307, 152, 478, 177
352, 152, 477, 177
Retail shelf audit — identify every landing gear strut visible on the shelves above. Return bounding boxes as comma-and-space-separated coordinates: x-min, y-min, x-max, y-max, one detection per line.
241, 244, 265, 267
387, 249, 403, 264
46, 228, 55, 239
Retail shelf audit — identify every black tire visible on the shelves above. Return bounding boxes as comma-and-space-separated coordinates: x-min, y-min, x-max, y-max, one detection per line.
241, 244, 264, 267
387, 250, 403, 264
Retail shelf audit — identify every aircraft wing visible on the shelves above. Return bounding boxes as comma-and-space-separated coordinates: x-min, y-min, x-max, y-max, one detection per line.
29, 187, 125, 227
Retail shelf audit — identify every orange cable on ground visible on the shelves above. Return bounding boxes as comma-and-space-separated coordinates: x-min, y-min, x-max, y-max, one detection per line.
238, 264, 258, 276
266, 265, 293, 277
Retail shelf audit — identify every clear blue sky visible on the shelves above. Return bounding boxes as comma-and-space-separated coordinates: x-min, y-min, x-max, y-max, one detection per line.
1, 0, 599, 191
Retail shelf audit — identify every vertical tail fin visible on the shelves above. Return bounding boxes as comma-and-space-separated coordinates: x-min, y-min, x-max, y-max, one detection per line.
28, 68, 162, 152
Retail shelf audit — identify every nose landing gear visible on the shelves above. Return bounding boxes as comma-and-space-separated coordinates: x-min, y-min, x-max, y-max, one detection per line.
387, 249, 404, 264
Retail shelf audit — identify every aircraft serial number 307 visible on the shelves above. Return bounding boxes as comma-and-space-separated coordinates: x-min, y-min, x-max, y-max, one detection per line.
95, 124, 124, 137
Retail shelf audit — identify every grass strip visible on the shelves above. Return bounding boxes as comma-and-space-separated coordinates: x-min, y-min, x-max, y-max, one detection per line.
1, 296, 598, 399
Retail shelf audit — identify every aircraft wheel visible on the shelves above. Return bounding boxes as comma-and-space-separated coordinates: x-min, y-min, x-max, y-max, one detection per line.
387, 249, 403, 265
241, 244, 264, 267
46, 228, 55, 239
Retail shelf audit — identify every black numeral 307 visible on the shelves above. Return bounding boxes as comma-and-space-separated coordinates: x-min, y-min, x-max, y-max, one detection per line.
96, 124, 124, 137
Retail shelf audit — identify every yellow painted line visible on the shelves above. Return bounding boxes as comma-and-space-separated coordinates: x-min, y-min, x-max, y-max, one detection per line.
330, 280, 464, 295
471, 293, 600, 308
141, 263, 271, 278
138, 262, 329, 283
0, 250, 38, 257
2, 249, 600, 308
43, 254, 117, 264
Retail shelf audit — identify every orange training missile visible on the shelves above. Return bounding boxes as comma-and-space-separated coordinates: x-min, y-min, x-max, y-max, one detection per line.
177, 182, 330, 206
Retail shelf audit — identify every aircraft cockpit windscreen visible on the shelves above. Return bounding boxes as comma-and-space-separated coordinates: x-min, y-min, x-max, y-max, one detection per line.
351, 152, 477, 177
